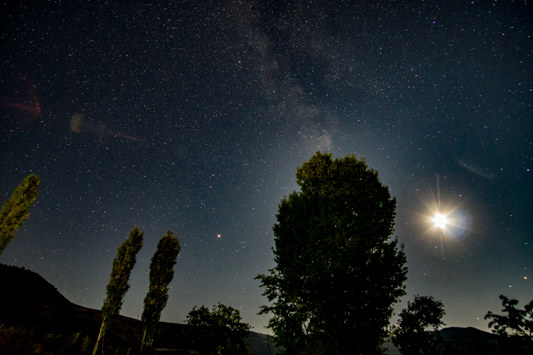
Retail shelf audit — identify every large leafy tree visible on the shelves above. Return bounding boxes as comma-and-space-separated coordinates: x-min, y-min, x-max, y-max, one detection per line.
92, 226, 144, 355
391, 295, 446, 355
485, 295, 533, 354
185, 302, 252, 354
0, 174, 41, 257
140, 230, 181, 351
256, 152, 408, 355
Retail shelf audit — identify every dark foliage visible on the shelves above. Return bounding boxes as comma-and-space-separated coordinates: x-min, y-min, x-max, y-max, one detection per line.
184, 302, 252, 354
391, 295, 446, 355
140, 230, 181, 351
0, 323, 92, 355
0, 174, 40, 256
256, 152, 408, 355
94, 226, 144, 355
485, 294, 533, 355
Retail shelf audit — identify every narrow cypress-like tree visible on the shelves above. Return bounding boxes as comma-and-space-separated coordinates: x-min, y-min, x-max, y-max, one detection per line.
92, 227, 144, 355
140, 230, 181, 351
0, 174, 40, 257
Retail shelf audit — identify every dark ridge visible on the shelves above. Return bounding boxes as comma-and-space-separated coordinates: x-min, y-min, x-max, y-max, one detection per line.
0, 263, 72, 307
440, 327, 499, 355
1, 263, 502, 355
0, 263, 275, 354
0, 262, 139, 350
441, 326, 498, 344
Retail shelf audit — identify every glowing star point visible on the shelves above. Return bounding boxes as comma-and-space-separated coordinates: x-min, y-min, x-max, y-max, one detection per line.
433, 213, 448, 229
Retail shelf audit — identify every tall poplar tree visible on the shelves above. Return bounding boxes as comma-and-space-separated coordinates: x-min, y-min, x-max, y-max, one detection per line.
0, 174, 40, 257
92, 227, 144, 355
140, 230, 181, 351
256, 152, 408, 355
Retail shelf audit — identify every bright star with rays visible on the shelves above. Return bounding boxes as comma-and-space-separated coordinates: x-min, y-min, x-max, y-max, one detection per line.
415, 174, 472, 241
433, 213, 448, 229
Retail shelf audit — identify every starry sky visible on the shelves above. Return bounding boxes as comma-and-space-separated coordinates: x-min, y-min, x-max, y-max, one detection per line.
1, 1, 531, 334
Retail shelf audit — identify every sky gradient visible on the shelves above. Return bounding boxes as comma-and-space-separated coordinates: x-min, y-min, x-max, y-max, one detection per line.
1, 0, 531, 334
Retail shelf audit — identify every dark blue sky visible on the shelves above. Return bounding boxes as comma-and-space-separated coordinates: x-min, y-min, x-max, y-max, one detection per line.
1, 0, 531, 334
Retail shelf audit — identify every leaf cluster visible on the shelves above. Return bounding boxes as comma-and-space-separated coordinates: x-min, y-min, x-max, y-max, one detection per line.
0, 174, 40, 256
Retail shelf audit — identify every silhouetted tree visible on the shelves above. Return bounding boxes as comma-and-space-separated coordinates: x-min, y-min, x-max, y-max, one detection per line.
92, 227, 144, 355
256, 152, 408, 355
0, 174, 40, 257
140, 230, 181, 352
185, 302, 252, 354
391, 295, 446, 355
485, 295, 533, 354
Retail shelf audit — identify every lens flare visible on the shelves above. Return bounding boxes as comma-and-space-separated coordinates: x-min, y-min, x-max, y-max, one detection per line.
442, 208, 471, 240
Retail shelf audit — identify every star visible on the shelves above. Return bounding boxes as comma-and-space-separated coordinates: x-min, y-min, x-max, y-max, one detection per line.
433, 213, 448, 229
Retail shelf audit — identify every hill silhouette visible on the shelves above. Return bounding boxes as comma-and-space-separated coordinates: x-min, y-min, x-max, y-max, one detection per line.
0, 263, 141, 353
0, 263, 72, 307
0, 263, 501, 354
0, 263, 275, 354
440, 327, 498, 354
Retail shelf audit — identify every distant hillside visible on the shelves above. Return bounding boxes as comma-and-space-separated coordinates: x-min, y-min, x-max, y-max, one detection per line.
0, 263, 502, 355
0, 263, 72, 307
0, 263, 141, 353
441, 327, 498, 354
0, 263, 275, 354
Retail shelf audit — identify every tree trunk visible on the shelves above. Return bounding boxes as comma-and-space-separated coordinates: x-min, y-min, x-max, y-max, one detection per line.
140, 328, 147, 352
92, 321, 106, 355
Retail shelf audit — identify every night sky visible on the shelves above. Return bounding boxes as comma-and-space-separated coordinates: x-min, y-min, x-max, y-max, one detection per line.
1, 1, 531, 335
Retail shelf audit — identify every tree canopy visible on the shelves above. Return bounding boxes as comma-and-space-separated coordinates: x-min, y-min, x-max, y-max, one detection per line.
92, 226, 144, 355
391, 295, 446, 355
140, 230, 181, 351
256, 152, 407, 355
485, 295, 533, 354
185, 302, 252, 354
0, 174, 40, 257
